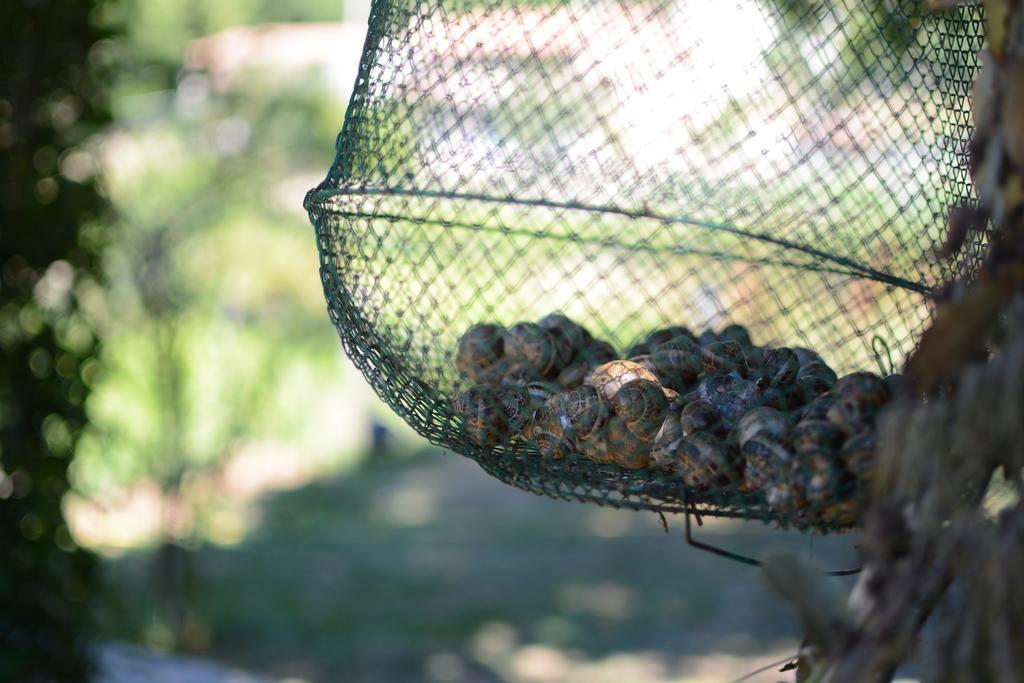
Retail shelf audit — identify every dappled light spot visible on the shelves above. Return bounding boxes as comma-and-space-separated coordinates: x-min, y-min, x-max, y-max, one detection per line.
509, 644, 572, 683
423, 652, 467, 682
471, 621, 519, 661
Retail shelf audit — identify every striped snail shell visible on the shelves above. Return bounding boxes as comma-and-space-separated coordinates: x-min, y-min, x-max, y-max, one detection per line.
556, 362, 590, 390
840, 430, 876, 480
679, 399, 721, 437
497, 384, 533, 440
799, 391, 836, 422
650, 415, 685, 471
701, 340, 749, 377
762, 347, 799, 386
501, 360, 543, 386
736, 407, 789, 447
565, 384, 609, 442
756, 387, 788, 411
585, 360, 661, 401
579, 339, 618, 365
453, 384, 510, 447
826, 392, 882, 436
538, 313, 593, 355
697, 373, 758, 430
792, 419, 844, 454
697, 328, 720, 347
792, 347, 825, 367
797, 360, 838, 387
577, 427, 613, 464
505, 322, 559, 376
606, 415, 652, 469
646, 326, 694, 349
718, 323, 753, 348
802, 450, 848, 506
531, 397, 574, 459
678, 432, 738, 488
456, 323, 506, 383
610, 378, 669, 441
650, 336, 703, 392
741, 432, 794, 494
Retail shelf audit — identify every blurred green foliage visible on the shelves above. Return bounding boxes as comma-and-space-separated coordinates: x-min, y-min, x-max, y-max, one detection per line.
0, 1, 119, 680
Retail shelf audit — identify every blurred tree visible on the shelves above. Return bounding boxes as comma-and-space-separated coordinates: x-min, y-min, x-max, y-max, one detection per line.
0, 1, 118, 681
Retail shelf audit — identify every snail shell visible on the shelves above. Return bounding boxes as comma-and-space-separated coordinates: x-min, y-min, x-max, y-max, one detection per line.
798, 374, 836, 402
556, 362, 590, 390
626, 342, 652, 358
697, 373, 758, 430
646, 326, 694, 349
501, 360, 543, 386
741, 432, 793, 493
800, 391, 836, 422
817, 499, 859, 527
505, 322, 559, 376
697, 328, 720, 347
763, 347, 799, 386
650, 415, 685, 470
678, 432, 738, 488
802, 450, 848, 506
834, 373, 891, 408
565, 384, 609, 442
765, 481, 806, 514
456, 323, 505, 382
782, 382, 807, 411
840, 430, 876, 480
538, 313, 593, 352
756, 387, 788, 411
797, 360, 838, 387
736, 407, 789, 447
606, 415, 652, 469
497, 384, 533, 440
524, 381, 561, 408
579, 340, 618, 365
453, 384, 510, 447
611, 378, 669, 441
792, 419, 845, 454
701, 340, 749, 377
826, 393, 882, 436
585, 360, 661, 401
744, 346, 765, 373
679, 399, 721, 437
531, 397, 574, 459
577, 426, 613, 464
792, 347, 825, 367
718, 323, 753, 348
650, 337, 703, 392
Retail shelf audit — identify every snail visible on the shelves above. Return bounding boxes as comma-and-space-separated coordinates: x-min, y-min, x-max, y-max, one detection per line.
697, 373, 758, 430
697, 328, 720, 347
456, 323, 506, 383
791, 419, 845, 454
679, 399, 721, 437
677, 432, 738, 488
505, 322, 559, 376
762, 347, 799, 386
646, 326, 694, 349
501, 360, 543, 386
556, 363, 590, 390
531, 397, 575, 459
650, 415, 685, 470
800, 391, 837, 422
564, 384, 609, 442
610, 378, 669, 440
736, 407, 789, 447
453, 384, 510, 447
650, 336, 703, 392
801, 450, 848, 506
826, 392, 883, 436
497, 384, 533, 440
718, 323, 753, 348
756, 387, 788, 411
744, 346, 766, 373
585, 360, 663, 401
701, 340, 749, 377
577, 427, 613, 464
792, 347, 824, 367
797, 360, 838, 387
606, 415, 652, 469
840, 430, 876, 480
538, 313, 593, 354
741, 432, 800, 507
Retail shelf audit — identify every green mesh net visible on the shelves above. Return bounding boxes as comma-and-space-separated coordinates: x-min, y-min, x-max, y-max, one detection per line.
305, 0, 984, 530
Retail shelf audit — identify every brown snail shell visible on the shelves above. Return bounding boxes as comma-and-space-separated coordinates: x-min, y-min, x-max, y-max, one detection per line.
610, 378, 669, 440
453, 384, 510, 447
505, 322, 559, 375
497, 384, 533, 440
538, 313, 593, 352
800, 391, 836, 422
797, 360, 838, 387
531, 398, 574, 459
741, 432, 793, 493
697, 373, 758, 430
650, 415, 684, 470
764, 481, 806, 514
802, 450, 848, 506
701, 340, 749, 377
578, 340, 618, 365
817, 499, 859, 527
556, 362, 590, 390
763, 347, 799, 386
678, 432, 738, 488
650, 337, 703, 392
736, 407, 789, 447
585, 360, 661, 401
565, 384, 609, 442
626, 342, 652, 358
782, 382, 807, 411
456, 323, 505, 382
798, 374, 836, 402
840, 430, 876, 480
606, 415, 652, 469
756, 387, 788, 411
826, 392, 882, 436
792, 418, 845, 454
718, 323, 753, 348
577, 427, 613, 464
679, 399, 721, 436
744, 346, 765, 373
501, 360, 543, 385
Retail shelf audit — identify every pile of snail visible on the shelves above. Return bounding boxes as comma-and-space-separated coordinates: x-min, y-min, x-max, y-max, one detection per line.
453, 314, 902, 525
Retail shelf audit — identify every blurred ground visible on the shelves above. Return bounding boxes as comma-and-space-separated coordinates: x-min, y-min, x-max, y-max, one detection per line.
96, 448, 858, 683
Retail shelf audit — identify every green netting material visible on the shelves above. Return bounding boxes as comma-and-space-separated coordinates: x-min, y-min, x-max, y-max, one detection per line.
305, 0, 984, 528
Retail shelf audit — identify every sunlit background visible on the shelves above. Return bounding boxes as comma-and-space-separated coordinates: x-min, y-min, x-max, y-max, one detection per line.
21, 1, 872, 681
